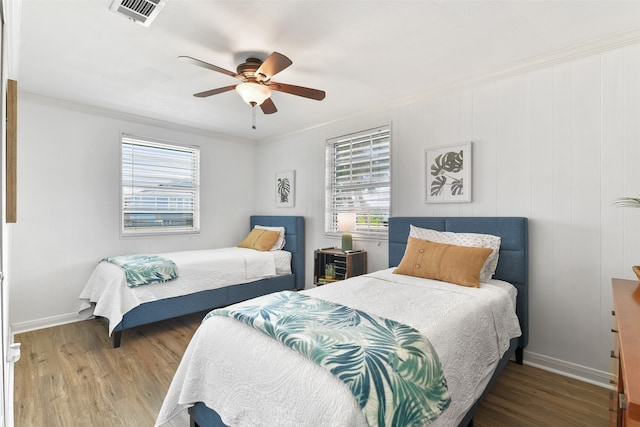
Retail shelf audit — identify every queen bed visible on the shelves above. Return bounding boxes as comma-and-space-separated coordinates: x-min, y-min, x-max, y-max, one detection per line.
156, 216, 528, 427
78, 215, 305, 348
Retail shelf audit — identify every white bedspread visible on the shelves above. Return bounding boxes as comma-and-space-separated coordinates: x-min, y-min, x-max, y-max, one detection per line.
155, 268, 521, 427
78, 248, 291, 335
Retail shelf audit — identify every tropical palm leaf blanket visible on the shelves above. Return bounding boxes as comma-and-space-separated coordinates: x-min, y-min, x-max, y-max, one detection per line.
206, 290, 451, 426
104, 255, 178, 288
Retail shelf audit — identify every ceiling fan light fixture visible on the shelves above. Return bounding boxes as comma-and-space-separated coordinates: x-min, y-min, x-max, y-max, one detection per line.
235, 82, 271, 106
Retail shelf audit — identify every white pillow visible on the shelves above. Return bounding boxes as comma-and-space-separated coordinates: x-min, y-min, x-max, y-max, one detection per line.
254, 225, 286, 251
409, 225, 501, 283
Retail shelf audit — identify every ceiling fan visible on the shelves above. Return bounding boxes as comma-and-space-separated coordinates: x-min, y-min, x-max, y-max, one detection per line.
178, 52, 326, 117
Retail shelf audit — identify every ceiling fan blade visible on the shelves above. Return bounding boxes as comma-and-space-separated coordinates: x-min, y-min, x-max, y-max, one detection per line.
260, 98, 277, 114
268, 82, 326, 101
178, 56, 239, 79
193, 85, 237, 98
256, 52, 292, 80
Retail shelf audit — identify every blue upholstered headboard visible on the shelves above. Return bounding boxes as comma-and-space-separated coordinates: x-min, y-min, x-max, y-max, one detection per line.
250, 216, 305, 291
388, 217, 529, 350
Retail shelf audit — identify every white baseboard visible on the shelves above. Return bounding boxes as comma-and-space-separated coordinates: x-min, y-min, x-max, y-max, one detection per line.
11, 312, 85, 336
524, 350, 614, 390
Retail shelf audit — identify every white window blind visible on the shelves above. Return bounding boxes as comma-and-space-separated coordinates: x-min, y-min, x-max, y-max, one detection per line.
121, 134, 200, 236
326, 125, 391, 237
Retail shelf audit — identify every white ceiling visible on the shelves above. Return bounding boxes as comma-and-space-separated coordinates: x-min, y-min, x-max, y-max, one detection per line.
17, 0, 640, 141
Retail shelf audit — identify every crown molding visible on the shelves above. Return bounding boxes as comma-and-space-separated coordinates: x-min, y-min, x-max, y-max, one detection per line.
21, 91, 254, 144
392, 27, 640, 107
260, 28, 640, 144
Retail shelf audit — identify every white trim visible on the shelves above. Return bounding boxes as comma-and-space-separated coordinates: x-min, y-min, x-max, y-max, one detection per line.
120, 134, 201, 237
524, 350, 614, 390
11, 312, 84, 336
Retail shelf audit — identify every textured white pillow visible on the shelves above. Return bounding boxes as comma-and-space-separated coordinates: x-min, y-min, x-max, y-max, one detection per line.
409, 225, 501, 283
254, 225, 286, 251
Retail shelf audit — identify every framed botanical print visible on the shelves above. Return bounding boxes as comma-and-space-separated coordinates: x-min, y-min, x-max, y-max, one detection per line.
425, 142, 472, 203
276, 170, 295, 207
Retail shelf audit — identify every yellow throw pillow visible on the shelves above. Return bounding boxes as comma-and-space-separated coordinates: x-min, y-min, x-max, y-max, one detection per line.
237, 228, 281, 251
393, 237, 493, 288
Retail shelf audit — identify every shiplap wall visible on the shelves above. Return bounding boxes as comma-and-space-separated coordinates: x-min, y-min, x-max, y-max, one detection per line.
255, 42, 640, 383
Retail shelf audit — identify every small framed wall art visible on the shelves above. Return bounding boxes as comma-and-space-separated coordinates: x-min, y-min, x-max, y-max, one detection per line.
425, 142, 472, 203
276, 170, 295, 207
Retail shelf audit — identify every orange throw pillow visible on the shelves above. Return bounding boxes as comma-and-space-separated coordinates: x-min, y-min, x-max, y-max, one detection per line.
237, 228, 281, 251
393, 237, 493, 288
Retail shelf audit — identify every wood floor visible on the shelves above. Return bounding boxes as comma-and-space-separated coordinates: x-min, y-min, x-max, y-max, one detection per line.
14, 314, 611, 426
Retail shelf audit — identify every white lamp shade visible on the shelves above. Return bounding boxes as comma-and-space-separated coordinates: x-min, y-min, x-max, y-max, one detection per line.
337, 212, 356, 232
235, 82, 271, 106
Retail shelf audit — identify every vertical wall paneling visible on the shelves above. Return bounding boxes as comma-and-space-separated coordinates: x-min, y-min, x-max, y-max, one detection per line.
396, 104, 423, 216
495, 74, 531, 216
471, 83, 498, 216
459, 89, 475, 216
570, 55, 603, 367
431, 93, 462, 217
528, 67, 554, 352
433, 92, 460, 145
419, 100, 436, 217
254, 41, 640, 381
600, 48, 626, 368
549, 62, 575, 362
622, 44, 640, 269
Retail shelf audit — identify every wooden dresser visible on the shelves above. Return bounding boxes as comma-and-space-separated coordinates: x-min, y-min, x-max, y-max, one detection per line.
611, 278, 640, 426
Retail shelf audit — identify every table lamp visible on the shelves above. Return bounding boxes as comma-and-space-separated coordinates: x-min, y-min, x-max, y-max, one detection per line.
337, 212, 356, 251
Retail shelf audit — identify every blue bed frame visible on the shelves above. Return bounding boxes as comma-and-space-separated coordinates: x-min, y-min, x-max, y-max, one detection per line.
109, 215, 305, 348
388, 217, 529, 359
388, 217, 528, 427
188, 216, 528, 427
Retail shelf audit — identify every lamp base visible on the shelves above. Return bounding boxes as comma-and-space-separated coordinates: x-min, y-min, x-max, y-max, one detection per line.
341, 232, 353, 251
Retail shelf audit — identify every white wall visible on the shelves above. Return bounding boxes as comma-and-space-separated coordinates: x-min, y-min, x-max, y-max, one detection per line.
9, 93, 258, 331
9, 39, 640, 387
254, 42, 640, 384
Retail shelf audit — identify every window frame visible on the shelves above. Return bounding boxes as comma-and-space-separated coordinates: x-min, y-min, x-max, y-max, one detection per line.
120, 134, 200, 237
325, 125, 391, 240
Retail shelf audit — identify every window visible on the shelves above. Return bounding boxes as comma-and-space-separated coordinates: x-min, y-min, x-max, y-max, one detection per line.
121, 134, 200, 236
326, 125, 391, 237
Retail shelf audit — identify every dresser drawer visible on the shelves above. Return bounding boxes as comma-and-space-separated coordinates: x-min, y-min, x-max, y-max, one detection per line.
611, 279, 640, 427
611, 310, 620, 387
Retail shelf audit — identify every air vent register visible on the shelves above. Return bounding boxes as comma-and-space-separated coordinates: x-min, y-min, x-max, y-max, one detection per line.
109, 0, 166, 27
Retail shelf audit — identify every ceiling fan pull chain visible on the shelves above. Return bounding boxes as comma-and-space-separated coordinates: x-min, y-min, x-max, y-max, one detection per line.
251, 103, 257, 129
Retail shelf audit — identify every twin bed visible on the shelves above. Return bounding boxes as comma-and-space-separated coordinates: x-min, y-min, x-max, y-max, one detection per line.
78, 215, 305, 347
151, 216, 529, 427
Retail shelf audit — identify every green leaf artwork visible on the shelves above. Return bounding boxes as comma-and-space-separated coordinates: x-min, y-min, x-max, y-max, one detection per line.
277, 177, 290, 203
430, 149, 464, 197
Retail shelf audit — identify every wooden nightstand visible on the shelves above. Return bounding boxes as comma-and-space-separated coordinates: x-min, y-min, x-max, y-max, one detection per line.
313, 247, 367, 285
610, 278, 640, 426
